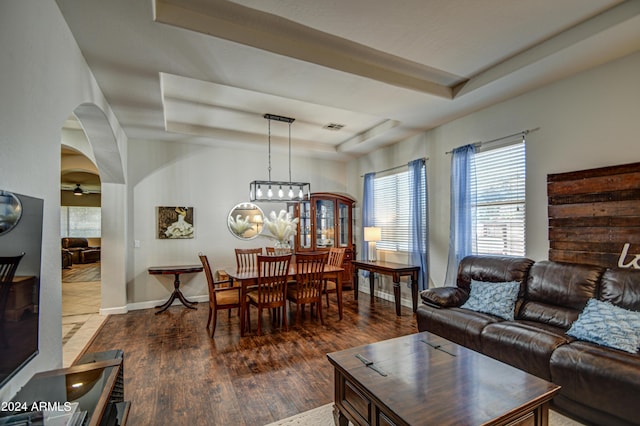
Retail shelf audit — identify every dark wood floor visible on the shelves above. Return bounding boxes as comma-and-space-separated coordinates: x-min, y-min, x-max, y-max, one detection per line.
82, 290, 418, 425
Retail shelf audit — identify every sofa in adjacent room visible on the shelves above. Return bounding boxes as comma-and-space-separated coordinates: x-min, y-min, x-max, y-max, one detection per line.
61, 237, 101, 264
416, 255, 640, 426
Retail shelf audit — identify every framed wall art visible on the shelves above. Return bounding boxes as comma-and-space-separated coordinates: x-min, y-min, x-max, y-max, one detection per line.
157, 206, 194, 239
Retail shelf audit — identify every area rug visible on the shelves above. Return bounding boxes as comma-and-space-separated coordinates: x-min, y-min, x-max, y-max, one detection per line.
265, 403, 585, 426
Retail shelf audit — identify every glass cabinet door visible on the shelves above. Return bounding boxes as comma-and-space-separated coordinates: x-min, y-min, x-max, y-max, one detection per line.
298, 201, 312, 249
338, 201, 350, 247
315, 199, 335, 248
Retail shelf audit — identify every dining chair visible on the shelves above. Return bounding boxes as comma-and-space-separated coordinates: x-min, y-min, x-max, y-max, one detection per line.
246, 254, 292, 336
287, 252, 328, 326
199, 253, 241, 338
323, 247, 346, 308
265, 247, 275, 255
235, 248, 263, 270
0, 253, 25, 347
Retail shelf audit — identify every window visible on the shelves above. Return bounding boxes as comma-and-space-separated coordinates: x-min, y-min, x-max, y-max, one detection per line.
473, 142, 526, 256
373, 167, 427, 252
61, 206, 101, 237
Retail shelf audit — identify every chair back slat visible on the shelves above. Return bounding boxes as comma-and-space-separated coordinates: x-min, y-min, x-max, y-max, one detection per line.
257, 254, 291, 304
235, 248, 263, 270
198, 253, 217, 308
327, 248, 346, 268
294, 252, 328, 302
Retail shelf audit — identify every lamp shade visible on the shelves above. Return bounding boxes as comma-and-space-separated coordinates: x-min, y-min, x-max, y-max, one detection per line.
364, 227, 381, 242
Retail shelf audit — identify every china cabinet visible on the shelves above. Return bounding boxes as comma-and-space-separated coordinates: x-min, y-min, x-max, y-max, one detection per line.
289, 192, 356, 288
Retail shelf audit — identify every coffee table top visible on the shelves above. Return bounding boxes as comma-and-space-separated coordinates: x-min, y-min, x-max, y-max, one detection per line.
327, 331, 560, 426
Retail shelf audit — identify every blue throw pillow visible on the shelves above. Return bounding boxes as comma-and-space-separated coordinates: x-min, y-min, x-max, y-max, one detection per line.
460, 280, 520, 320
567, 298, 640, 354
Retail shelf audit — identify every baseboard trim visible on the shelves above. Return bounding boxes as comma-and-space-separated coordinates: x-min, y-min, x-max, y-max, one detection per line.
357, 285, 413, 308
99, 306, 128, 315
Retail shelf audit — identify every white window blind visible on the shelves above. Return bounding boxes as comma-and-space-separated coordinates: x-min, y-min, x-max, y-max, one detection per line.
373, 167, 426, 252
473, 141, 526, 256
61, 206, 101, 238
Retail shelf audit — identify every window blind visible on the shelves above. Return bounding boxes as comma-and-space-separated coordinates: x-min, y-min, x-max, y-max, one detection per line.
473, 141, 526, 256
61, 206, 101, 237
373, 167, 426, 252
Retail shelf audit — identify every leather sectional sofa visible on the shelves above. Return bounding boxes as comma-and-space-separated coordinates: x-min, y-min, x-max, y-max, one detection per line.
61, 237, 101, 264
416, 255, 640, 426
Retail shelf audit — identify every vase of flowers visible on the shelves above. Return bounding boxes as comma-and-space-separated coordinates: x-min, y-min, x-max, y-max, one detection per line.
264, 210, 298, 254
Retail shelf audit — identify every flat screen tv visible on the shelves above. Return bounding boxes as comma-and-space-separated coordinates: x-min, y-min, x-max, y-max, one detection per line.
0, 190, 42, 388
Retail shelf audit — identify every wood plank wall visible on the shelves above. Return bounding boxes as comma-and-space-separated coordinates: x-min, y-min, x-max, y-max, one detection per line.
547, 162, 640, 268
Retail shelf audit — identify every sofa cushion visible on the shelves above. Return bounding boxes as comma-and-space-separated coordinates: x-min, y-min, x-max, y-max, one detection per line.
599, 268, 640, 311
460, 280, 520, 320
518, 261, 604, 329
416, 306, 501, 353
481, 321, 572, 380
457, 255, 534, 294
550, 341, 640, 425
567, 298, 640, 354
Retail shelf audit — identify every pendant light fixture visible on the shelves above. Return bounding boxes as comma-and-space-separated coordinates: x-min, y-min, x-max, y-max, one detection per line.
249, 113, 310, 202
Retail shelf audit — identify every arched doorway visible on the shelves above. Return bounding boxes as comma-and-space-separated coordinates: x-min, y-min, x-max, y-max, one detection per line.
59, 104, 127, 366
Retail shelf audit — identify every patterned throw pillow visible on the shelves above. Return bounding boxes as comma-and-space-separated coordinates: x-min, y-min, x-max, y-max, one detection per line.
567, 298, 640, 354
460, 280, 520, 320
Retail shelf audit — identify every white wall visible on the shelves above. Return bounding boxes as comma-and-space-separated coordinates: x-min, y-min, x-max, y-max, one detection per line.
0, 1, 126, 398
347, 51, 640, 303
126, 139, 347, 307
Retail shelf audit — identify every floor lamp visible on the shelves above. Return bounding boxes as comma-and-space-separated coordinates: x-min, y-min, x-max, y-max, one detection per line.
364, 227, 382, 262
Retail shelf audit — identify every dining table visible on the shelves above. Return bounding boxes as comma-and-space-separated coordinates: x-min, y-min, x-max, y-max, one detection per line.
225, 263, 344, 336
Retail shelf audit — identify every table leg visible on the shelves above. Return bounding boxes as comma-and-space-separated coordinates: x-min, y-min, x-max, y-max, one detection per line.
336, 272, 343, 320
392, 279, 401, 316
155, 273, 197, 314
240, 282, 247, 337
333, 404, 349, 426
411, 272, 419, 312
353, 267, 359, 300
369, 272, 375, 301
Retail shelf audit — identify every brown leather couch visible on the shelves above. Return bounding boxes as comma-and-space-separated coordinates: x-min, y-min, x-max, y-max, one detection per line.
417, 255, 640, 426
61, 237, 100, 264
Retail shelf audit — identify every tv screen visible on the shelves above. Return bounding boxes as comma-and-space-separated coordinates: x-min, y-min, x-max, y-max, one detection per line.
0, 191, 42, 388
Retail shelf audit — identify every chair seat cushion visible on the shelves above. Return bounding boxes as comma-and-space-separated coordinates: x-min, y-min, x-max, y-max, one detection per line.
215, 289, 240, 305
247, 289, 283, 304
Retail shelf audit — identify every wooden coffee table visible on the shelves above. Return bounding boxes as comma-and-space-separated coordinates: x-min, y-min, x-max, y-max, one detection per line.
327, 332, 560, 426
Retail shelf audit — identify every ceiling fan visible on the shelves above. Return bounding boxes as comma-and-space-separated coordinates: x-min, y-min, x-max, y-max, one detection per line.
61, 183, 100, 195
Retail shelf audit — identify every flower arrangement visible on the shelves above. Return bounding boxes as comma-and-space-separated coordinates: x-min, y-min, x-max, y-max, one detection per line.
228, 214, 254, 237
263, 210, 299, 244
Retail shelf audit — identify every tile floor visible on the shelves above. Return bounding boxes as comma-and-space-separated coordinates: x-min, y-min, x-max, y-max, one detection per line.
61, 276, 107, 367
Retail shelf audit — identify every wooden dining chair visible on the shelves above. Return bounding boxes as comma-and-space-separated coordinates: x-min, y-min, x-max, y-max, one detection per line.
235, 248, 263, 270
0, 253, 25, 347
287, 252, 328, 326
199, 253, 240, 337
322, 247, 346, 309
265, 247, 275, 255
246, 254, 291, 336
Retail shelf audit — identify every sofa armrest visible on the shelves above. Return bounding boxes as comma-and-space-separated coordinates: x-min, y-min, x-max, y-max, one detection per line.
420, 286, 469, 308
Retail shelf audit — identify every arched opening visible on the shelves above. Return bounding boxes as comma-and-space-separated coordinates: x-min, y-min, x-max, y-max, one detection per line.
58, 103, 127, 365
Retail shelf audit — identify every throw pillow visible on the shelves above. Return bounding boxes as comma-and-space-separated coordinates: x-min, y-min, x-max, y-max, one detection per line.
460, 280, 520, 320
567, 298, 640, 354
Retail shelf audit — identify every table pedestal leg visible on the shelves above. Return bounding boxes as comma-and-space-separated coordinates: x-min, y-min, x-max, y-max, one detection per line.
155, 273, 198, 314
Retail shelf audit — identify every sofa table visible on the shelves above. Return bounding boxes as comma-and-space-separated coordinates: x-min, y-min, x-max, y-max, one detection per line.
327, 331, 560, 426
351, 260, 419, 315
148, 264, 203, 314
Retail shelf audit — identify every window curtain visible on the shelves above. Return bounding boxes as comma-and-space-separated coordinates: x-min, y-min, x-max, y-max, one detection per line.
361, 172, 375, 265
408, 159, 429, 291
444, 144, 476, 286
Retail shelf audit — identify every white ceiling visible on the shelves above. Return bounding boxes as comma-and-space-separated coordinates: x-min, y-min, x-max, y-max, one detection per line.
55, 0, 640, 160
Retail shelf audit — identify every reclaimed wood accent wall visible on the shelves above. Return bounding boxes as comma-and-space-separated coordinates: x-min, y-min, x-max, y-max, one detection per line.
547, 162, 640, 269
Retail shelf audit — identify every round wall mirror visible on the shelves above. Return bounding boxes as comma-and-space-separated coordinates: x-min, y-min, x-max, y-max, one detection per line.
0, 190, 23, 235
227, 203, 264, 240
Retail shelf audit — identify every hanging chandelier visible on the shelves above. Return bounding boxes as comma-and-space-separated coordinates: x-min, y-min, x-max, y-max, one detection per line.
249, 113, 310, 202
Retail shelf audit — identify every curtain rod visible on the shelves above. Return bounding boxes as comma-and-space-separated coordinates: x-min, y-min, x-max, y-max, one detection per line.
360, 157, 427, 177
445, 127, 539, 155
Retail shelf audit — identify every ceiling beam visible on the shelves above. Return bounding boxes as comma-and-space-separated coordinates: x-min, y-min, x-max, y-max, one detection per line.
154, 0, 456, 99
